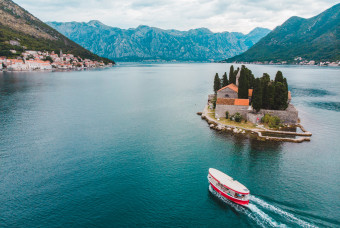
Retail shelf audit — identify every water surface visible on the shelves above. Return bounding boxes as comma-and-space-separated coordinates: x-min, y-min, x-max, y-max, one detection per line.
1, 63, 339, 227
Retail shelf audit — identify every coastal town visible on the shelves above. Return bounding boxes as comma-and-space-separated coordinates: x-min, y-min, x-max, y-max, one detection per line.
225, 58, 340, 66
0, 49, 113, 71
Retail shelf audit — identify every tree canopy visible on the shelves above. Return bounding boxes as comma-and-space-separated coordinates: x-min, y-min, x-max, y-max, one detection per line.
252, 78, 262, 112
213, 73, 221, 94
222, 72, 228, 87
238, 66, 249, 99
229, 65, 236, 84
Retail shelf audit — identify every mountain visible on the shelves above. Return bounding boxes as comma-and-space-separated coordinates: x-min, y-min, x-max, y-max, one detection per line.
0, 0, 114, 64
227, 3, 340, 62
46, 21, 270, 62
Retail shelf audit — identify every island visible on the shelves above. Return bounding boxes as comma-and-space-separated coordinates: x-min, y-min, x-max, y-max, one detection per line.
198, 65, 312, 143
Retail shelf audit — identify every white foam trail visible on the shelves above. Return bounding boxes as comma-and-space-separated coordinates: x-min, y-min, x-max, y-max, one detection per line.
248, 204, 286, 228
209, 185, 285, 228
250, 195, 318, 228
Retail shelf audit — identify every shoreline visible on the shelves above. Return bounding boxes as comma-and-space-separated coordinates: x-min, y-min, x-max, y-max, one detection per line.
0, 65, 113, 73
199, 105, 312, 143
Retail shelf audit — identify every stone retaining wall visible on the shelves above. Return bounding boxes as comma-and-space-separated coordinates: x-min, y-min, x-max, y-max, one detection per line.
215, 104, 249, 119
260, 104, 298, 124
215, 102, 298, 124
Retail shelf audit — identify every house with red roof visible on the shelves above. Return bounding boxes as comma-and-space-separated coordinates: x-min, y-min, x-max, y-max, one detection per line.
215, 83, 252, 119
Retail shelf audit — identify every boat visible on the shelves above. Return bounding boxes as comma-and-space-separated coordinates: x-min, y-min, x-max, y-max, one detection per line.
208, 168, 250, 206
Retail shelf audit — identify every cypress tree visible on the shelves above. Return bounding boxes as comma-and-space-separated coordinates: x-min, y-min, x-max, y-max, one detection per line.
252, 78, 262, 112
274, 82, 288, 110
213, 73, 221, 94
222, 72, 228, 87
283, 77, 288, 102
261, 73, 271, 109
238, 66, 249, 99
275, 71, 284, 83
267, 82, 275, 109
247, 69, 255, 89
229, 65, 235, 84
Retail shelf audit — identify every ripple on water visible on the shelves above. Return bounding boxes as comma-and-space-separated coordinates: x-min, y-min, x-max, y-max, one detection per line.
308, 101, 340, 112
290, 88, 335, 97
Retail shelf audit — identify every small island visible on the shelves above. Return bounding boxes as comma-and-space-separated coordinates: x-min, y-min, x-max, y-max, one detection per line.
199, 65, 312, 142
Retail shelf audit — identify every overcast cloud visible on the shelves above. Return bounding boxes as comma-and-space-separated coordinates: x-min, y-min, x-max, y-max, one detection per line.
13, 0, 339, 33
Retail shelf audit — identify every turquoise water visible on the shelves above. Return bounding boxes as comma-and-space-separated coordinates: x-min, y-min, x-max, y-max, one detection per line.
0, 63, 339, 227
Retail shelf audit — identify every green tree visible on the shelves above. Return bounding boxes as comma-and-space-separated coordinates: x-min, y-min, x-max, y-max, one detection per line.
229, 65, 235, 84
222, 72, 228, 87
238, 66, 249, 98
275, 71, 284, 83
244, 67, 255, 88
261, 73, 271, 109
274, 82, 288, 110
267, 82, 275, 109
213, 73, 221, 94
252, 78, 262, 112
233, 112, 242, 122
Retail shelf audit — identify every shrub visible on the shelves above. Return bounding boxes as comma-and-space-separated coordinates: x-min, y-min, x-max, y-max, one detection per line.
269, 116, 281, 128
262, 114, 282, 129
234, 112, 242, 122
225, 111, 229, 119
262, 114, 271, 124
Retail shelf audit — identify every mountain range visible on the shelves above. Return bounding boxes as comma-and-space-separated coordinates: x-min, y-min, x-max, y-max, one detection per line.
46, 21, 270, 62
227, 3, 340, 62
0, 0, 114, 64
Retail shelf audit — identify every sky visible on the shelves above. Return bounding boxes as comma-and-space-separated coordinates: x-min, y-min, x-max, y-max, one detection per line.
13, 0, 339, 34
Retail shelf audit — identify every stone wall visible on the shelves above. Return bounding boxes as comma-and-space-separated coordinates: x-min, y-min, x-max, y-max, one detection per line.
215, 104, 299, 124
217, 88, 238, 99
215, 104, 249, 119
247, 113, 264, 124
259, 104, 299, 124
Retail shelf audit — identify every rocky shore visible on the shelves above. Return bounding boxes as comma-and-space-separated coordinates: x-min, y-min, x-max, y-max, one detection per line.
198, 106, 311, 143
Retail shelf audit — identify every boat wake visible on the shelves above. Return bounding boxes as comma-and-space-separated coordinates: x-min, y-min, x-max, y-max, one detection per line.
209, 185, 317, 228
249, 195, 317, 228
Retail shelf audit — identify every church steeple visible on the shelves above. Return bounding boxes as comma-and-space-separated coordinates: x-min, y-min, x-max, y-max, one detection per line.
60, 49, 63, 57
235, 68, 241, 86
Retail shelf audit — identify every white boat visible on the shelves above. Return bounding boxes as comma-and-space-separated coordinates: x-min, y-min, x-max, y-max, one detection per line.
208, 168, 250, 205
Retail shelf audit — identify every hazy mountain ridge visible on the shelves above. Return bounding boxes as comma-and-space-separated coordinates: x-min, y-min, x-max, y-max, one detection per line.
227, 3, 340, 62
0, 0, 114, 63
47, 21, 270, 61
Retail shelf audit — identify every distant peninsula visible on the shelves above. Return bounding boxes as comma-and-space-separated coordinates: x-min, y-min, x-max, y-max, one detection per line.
225, 3, 340, 65
46, 21, 270, 62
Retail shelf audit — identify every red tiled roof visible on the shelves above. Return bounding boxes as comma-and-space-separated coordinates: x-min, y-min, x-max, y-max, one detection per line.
248, 89, 253, 97
218, 83, 238, 92
234, 99, 249, 106
216, 98, 249, 106
217, 98, 235, 105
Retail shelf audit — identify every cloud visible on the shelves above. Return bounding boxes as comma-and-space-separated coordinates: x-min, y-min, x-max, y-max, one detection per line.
12, 0, 339, 33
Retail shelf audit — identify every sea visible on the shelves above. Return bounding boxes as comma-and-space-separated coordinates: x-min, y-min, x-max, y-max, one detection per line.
0, 63, 339, 227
